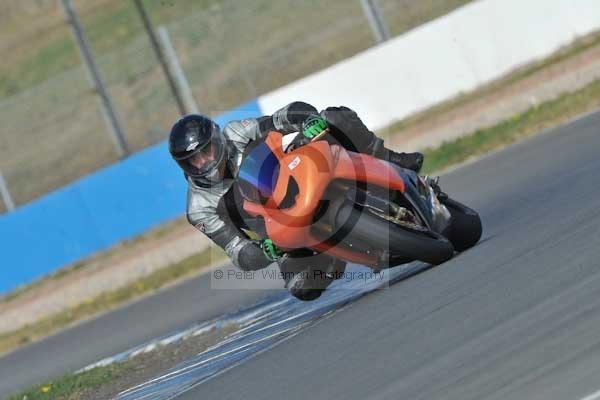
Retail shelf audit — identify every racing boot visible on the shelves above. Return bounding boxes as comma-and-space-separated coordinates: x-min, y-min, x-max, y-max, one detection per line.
279, 251, 346, 301
319, 107, 424, 173
368, 139, 424, 173
285, 267, 327, 301
381, 148, 424, 173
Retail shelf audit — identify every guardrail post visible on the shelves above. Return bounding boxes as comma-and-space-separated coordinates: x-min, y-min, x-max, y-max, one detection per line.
360, 0, 391, 44
133, 0, 190, 116
61, 0, 130, 158
0, 170, 15, 212
157, 26, 200, 115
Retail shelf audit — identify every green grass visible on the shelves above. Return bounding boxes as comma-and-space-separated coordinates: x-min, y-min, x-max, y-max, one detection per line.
2, 0, 461, 98
0, 0, 214, 97
0, 246, 226, 356
12, 37, 77, 95
421, 78, 600, 173
6, 362, 133, 400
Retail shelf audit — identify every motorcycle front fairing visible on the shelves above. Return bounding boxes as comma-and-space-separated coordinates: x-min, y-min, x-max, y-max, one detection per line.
238, 132, 409, 266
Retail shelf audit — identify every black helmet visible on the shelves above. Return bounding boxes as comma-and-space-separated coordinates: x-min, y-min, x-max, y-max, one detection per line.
169, 114, 228, 185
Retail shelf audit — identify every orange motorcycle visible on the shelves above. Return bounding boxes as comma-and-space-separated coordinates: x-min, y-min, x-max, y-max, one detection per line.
236, 130, 482, 270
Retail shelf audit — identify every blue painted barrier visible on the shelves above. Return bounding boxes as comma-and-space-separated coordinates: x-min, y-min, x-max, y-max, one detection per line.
0, 100, 263, 293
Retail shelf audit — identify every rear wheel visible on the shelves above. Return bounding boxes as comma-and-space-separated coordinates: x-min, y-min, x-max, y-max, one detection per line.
442, 198, 482, 251
335, 203, 455, 266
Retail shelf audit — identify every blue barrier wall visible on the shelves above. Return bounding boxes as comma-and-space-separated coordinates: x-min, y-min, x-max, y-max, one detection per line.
0, 100, 263, 293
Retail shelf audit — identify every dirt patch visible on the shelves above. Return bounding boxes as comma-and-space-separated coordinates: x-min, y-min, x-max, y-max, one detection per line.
7, 323, 238, 400
84, 324, 238, 400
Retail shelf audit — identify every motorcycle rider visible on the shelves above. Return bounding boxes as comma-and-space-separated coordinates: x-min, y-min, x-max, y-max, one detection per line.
169, 102, 424, 301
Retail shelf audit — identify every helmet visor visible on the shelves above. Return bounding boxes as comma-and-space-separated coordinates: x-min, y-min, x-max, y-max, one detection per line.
177, 129, 226, 181
188, 141, 217, 171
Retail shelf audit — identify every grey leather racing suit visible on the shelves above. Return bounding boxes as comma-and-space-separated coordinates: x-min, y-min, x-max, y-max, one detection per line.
186, 102, 385, 271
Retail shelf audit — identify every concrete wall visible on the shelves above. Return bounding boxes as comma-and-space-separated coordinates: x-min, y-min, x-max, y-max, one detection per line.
258, 0, 600, 130
0, 101, 261, 293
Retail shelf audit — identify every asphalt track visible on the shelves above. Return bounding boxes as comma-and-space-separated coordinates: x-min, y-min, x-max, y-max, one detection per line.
0, 267, 282, 396
173, 111, 600, 399
3, 110, 600, 399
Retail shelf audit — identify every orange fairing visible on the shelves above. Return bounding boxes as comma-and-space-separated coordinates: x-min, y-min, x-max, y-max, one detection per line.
243, 132, 405, 263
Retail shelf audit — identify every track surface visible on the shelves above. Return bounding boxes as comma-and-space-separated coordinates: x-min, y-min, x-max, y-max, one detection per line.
173, 111, 600, 400
0, 269, 280, 396
3, 110, 600, 399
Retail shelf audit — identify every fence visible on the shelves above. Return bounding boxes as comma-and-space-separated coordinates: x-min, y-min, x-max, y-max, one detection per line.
0, 0, 479, 293
0, 101, 260, 294
259, 0, 600, 130
3, 0, 600, 293
0, 0, 472, 213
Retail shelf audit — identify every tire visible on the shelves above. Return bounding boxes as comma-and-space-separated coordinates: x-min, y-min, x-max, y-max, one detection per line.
442, 197, 482, 252
335, 203, 455, 266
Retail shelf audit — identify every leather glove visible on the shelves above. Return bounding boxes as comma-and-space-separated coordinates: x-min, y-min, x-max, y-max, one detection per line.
302, 115, 328, 139
260, 238, 284, 261
289, 115, 329, 151
238, 241, 273, 271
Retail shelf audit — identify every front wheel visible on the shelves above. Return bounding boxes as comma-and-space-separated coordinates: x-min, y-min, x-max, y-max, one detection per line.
442, 197, 482, 251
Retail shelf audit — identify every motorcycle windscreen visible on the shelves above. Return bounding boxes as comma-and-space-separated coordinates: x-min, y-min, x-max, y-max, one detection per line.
238, 141, 280, 203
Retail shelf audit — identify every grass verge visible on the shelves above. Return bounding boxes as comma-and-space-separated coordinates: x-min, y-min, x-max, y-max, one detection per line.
421, 78, 600, 173
0, 246, 225, 356
6, 362, 133, 400
5, 322, 240, 400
